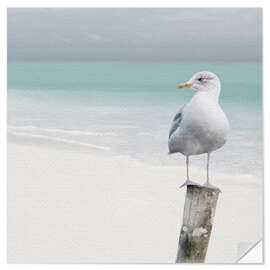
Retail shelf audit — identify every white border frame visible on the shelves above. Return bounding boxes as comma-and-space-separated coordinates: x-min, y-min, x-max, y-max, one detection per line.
1, 1, 268, 268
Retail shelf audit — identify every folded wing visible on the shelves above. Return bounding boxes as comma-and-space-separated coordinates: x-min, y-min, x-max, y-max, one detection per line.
168, 106, 185, 139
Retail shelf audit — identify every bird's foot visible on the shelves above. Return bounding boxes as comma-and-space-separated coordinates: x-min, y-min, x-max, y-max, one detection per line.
203, 182, 221, 192
179, 180, 200, 189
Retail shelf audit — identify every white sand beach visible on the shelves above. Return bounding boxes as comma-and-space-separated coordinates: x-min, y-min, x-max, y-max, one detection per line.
7, 141, 263, 263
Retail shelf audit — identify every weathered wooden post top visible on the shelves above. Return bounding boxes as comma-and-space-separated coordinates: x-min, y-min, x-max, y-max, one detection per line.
176, 185, 220, 263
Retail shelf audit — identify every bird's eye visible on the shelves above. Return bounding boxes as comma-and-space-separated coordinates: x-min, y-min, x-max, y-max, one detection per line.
198, 77, 204, 82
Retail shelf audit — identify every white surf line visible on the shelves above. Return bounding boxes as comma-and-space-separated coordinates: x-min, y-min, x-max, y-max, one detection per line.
8, 131, 110, 151
8, 126, 118, 137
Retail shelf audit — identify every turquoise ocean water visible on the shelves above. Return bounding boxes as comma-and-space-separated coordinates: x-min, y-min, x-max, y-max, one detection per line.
8, 61, 263, 177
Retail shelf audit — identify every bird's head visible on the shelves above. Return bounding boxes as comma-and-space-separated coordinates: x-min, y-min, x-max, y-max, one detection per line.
178, 71, 221, 95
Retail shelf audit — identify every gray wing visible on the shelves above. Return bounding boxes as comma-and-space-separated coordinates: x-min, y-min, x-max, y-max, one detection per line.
168, 106, 185, 139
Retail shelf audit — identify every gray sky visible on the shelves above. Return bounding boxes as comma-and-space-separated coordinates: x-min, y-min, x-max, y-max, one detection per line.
8, 8, 262, 61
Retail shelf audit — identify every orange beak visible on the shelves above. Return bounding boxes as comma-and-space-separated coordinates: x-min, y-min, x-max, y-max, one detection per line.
177, 82, 192, 89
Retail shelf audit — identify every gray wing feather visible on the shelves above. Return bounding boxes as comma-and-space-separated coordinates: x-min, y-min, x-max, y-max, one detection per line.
168, 106, 185, 139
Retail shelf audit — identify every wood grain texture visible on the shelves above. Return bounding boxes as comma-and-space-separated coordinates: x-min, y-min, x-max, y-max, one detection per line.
176, 185, 220, 263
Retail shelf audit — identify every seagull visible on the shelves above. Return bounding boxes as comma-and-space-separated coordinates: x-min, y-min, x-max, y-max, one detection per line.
168, 71, 230, 190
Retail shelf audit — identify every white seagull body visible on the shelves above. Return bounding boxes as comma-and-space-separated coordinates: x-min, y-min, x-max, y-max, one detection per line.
168, 71, 229, 189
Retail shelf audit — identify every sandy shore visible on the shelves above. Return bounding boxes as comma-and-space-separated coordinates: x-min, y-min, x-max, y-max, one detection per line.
7, 142, 263, 263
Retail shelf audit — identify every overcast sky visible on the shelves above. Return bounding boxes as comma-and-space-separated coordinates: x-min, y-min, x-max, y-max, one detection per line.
7, 8, 262, 61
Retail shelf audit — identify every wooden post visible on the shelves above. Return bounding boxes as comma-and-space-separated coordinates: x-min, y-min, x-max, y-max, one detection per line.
176, 185, 220, 263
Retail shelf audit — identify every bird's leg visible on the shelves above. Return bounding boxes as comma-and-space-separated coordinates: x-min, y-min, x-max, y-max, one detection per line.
203, 153, 220, 191
180, 156, 200, 188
